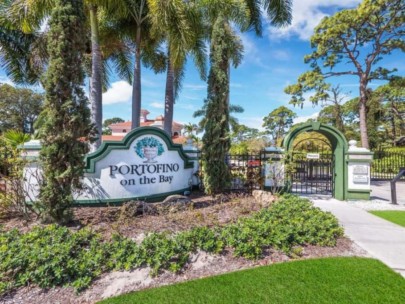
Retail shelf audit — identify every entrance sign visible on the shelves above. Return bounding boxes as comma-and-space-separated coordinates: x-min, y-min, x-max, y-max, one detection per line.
353, 165, 368, 175
80, 127, 194, 203
353, 175, 368, 183
22, 127, 194, 205
306, 153, 320, 159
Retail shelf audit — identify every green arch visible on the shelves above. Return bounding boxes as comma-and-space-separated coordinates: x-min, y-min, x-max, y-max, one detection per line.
282, 122, 348, 200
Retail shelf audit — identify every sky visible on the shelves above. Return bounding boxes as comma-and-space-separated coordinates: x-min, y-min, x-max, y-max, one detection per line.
1, 0, 404, 131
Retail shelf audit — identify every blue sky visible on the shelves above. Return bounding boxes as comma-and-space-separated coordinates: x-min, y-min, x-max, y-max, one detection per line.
1, 0, 404, 131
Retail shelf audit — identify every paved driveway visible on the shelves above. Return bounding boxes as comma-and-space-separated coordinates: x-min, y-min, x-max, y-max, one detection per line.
312, 198, 405, 278
371, 180, 405, 205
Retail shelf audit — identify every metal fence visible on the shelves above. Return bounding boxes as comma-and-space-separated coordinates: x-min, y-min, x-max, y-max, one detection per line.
197, 148, 405, 192
198, 153, 264, 193
227, 154, 263, 192
371, 150, 405, 180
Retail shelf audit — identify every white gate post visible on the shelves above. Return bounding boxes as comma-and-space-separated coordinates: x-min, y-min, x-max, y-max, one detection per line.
262, 146, 285, 192
183, 139, 200, 189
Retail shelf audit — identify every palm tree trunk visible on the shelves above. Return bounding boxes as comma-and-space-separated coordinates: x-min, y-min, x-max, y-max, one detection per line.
359, 78, 370, 149
132, 26, 142, 129
89, 5, 102, 151
226, 63, 230, 106
164, 55, 174, 135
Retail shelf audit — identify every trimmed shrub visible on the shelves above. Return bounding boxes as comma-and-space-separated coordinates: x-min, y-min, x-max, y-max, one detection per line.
0, 195, 343, 295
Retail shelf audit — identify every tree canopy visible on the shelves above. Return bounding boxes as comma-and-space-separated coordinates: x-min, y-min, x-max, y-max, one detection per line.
0, 83, 43, 134
285, 0, 405, 149
262, 106, 296, 144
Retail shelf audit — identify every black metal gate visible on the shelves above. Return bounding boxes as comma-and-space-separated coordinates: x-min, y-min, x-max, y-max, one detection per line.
289, 151, 334, 195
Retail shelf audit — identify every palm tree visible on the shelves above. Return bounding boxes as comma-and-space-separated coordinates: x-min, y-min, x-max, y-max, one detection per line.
3, 130, 31, 147
148, 0, 206, 135
103, 0, 168, 130
193, 102, 244, 132
183, 123, 198, 138
4, 0, 133, 150
87, 2, 103, 151
102, 0, 153, 129
199, 0, 292, 194
0, 0, 47, 85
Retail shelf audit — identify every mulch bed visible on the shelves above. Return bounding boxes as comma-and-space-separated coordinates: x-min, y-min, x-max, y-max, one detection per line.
0, 193, 368, 304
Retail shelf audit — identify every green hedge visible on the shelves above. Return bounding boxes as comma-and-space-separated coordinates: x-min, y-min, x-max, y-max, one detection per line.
0, 195, 343, 295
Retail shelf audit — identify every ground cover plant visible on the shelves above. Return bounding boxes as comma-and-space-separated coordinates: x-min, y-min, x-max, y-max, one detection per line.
99, 257, 405, 304
370, 211, 405, 227
0, 195, 343, 296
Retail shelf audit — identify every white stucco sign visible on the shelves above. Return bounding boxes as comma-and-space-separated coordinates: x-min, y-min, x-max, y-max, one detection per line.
23, 127, 195, 205
80, 127, 194, 203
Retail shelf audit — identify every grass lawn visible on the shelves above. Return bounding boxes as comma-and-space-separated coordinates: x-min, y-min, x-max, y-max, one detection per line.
99, 257, 405, 304
370, 210, 405, 227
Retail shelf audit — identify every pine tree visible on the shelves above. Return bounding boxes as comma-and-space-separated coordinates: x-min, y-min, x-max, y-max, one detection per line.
202, 16, 242, 195
37, 0, 94, 223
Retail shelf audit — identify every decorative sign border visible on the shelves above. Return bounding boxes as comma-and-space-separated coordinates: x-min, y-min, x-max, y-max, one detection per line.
84, 127, 193, 174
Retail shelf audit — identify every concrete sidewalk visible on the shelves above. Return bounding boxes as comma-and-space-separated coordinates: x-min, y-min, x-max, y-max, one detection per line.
312, 198, 405, 278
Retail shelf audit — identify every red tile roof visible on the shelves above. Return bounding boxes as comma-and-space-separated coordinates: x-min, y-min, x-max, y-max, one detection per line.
102, 135, 124, 141
110, 120, 155, 128
101, 135, 187, 144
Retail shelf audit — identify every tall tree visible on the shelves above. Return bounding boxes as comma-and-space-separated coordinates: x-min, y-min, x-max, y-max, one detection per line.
285, 0, 405, 149
88, 2, 103, 150
316, 85, 347, 133
5, 0, 133, 151
262, 106, 296, 144
148, 0, 206, 135
37, 0, 94, 223
0, 0, 47, 85
0, 83, 43, 133
201, 0, 292, 194
193, 102, 244, 133
103, 0, 166, 129
202, 15, 243, 194
104, 0, 150, 130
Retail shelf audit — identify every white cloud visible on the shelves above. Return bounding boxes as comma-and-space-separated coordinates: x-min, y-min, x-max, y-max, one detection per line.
240, 34, 257, 57
184, 84, 206, 91
270, 50, 291, 61
293, 112, 319, 124
149, 102, 164, 109
239, 116, 265, 131
239, 33, 268, 68
102, 81, 132, 105
177, 103, 196, 111
268, 0, 361, 40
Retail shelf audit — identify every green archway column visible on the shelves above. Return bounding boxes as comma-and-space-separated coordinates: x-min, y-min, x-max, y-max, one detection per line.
282, 122, 349, 200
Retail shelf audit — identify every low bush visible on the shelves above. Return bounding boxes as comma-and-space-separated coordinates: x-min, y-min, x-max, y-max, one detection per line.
0, 195, 343, 295
0, 225, 106, 294
222, 195, 343, 258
